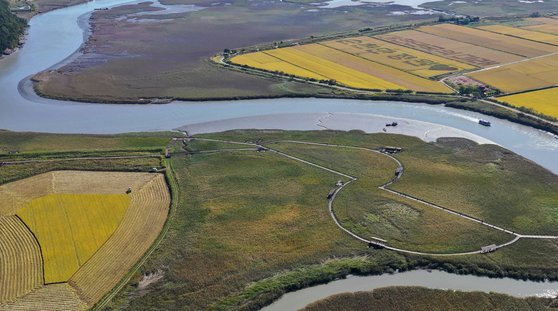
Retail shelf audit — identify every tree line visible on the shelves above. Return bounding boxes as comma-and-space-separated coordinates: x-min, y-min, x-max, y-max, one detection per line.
0, 0, 27, 52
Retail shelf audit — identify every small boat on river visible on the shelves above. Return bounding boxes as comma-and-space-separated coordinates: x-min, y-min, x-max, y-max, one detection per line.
479, 119, 491, 127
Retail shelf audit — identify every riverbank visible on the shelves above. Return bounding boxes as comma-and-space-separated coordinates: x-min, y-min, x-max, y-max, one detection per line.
301, 286, 554, 311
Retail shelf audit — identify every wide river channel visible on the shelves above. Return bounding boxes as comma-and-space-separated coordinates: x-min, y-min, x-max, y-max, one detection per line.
0, 0, 557, 307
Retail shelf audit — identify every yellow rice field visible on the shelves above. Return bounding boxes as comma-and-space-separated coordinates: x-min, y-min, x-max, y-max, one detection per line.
498, 87, 558, 118
419, 24, 558, 58
0, 216, 43, 303
232, 43, 454, 93
469, 54, 558, 93
231, 52, 327, 81
17, 194, 130, 283
477, 24, 558, 45
321, 36, 475, 77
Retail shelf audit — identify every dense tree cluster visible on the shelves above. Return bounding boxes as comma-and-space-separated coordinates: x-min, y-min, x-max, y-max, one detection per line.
0, 0, 27, 52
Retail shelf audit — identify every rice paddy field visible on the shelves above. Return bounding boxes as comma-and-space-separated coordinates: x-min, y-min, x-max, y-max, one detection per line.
231, 40, 456, 93
521, 17, 558, 35
377, 30, 525, 67
319, 37, 475, 77
17, 194, 131, 283
477, 24, 558, 46
0, 171, 170, 310
231, 18, 558, 99
498, 88, 558, 119
468, 54, 558, 93
418, 24, 558, 58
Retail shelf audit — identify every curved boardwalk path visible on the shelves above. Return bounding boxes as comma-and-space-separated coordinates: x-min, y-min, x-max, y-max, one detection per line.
191, 137, 558, 256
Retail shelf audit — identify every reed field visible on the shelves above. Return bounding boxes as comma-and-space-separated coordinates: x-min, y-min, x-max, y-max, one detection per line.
107, 130, 558, 310
469, 54, 558, 93
498, 87, 558, 118
418, 24, 558, 57
477, 24, 558, 45
377, 30, 525, 67
271, 142, 512, 253
321, 36, 475, 77
17, 194, 131, 283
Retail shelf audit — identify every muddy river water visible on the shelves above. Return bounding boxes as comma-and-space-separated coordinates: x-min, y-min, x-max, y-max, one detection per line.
0, 0, 557, 307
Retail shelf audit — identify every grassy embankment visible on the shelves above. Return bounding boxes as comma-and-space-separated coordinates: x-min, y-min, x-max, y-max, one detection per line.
101, 129, 558, 311
0, 130, 177, 184
302, 287, 555, 311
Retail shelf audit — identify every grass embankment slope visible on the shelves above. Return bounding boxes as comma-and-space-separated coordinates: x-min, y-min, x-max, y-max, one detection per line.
302, 287, 554, 311
103, 129, 558, 311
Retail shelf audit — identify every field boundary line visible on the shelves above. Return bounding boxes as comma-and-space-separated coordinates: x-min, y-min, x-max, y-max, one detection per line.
13, 215, 46, 285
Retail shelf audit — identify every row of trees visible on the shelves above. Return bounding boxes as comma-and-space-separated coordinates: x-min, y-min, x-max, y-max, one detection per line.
0, 0, 27, 52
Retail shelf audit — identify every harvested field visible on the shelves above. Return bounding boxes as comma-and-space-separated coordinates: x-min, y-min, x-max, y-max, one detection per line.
0, 216, 43, 303
0, 172, 53, 215
468, 54, 558, 93
522, 17, 558, 35
478, 24, 558, 45
419, 24, 558, 58
17, 194, 131, 283
234, 43, 454, 93
0, 171, 170, 309
377, 30, 524, 67
69, 174, 170, 306
321, 36, 475, 77
0, 284, 87, 311
498, 87, 558, 118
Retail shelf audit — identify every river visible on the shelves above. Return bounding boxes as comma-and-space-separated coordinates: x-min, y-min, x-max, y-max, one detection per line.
263, 270, 558, 311
0, 1, 557, 307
